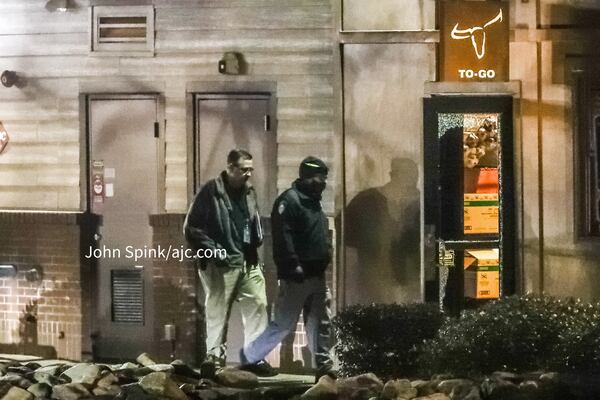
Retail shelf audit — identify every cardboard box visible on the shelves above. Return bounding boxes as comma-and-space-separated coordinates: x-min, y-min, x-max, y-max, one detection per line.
464, 249, 500, 299
464, 193, 499, 234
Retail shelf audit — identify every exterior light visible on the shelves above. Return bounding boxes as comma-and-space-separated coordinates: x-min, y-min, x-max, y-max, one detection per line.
45, 0, 70, 12
0, 122, 8, 154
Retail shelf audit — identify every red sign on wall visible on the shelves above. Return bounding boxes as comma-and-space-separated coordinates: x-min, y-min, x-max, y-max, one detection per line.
440, 1, 509, 82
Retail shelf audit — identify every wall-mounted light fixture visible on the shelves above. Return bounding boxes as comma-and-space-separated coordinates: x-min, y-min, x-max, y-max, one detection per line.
1, 71, 17, 88
45, 0, 70, 12
0, 122, 8, 155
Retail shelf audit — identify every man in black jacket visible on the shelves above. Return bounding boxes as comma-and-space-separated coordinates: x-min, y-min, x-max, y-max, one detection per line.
240, 156, 334, 378
184, 149, 275, 375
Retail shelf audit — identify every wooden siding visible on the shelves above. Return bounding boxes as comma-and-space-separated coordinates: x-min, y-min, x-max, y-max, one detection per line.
0, 0, 334, 212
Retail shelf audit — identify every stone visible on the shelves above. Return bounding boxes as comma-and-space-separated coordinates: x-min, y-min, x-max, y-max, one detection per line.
96, 371, 119, 388
54, 364, 74, 377
0, 374, 32, 389
491, 372, 521, 383
1, 386, 34, 400
451, 385, 480, 400
33, 365, 61, 377
381, 379, 417, 400
138, 372, 187, 400
31, 371, 64, 386
118, 383, 155, 400
337, 373, 384, 400
135, 353, 156, 367
7, 367, 33, 376
519, 380, 538, 391
261, 384, 314, 400
110, 362, 139, 371
26, 383, 51, 399
481, 378, 521, 400
414, 394, 450, 400
170, 360, 200, 380
51, 383, 92, 400
23, 363, 41, 371
199, 361, 216, 380
146, 364, 175, 374
92, 384, 122, 396
437, 379, 473, 395
215, 367, 259, 389
538, 372, 559, 383
302, 375, 337, 400
60, 363, 102, 387
414, 380, 437, 397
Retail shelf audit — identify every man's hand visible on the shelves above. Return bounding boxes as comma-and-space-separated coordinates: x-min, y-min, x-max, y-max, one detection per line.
289, 265, 305, 283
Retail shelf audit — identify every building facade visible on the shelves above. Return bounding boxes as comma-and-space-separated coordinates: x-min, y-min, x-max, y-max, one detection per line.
0, 0, 598, 364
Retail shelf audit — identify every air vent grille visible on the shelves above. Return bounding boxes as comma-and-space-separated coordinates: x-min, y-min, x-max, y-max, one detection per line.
111, 269, 144, 324
91, 6, 154, 55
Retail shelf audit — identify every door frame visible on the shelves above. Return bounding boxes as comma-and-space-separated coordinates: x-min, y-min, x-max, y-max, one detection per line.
423, 95, 517, 308
82, 93, 165, 360
184, 82, 277, 202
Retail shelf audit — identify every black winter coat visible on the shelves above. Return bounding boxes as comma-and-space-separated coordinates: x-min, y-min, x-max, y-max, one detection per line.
271, 180, 331, 279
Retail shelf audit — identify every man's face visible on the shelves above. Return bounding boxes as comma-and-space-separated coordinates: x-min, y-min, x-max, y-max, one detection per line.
227, 158, 254, 187
306, 172, 327, 193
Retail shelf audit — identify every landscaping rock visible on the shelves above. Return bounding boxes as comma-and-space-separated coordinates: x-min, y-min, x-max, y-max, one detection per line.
437, 379, 473, 395
51, 383, 92, 400
381, 379, 417, 400
135, 353, 156, 367
170, 360, 200, 380
32, 371, 64, 386
33, 365, 61, 377
215, 367, 259, 389
1, 386, 34, 400
539, 372, 559, 383
261, 384, 313, 400
60, 363, 102, 387
146, 364, 175, 373
491, 371, 521, 384
96, 371, 119, 388
138, 371, 187, 400
26, 382, 51, 398
111, 362, 139, 371
0, 374, 32, 389
199, 361, 216, 380
414, 380, 438, 397
302, 375, 337, 400
23, 363, 41, 371
452, 385, 481, 400
414, 394, 450, 400
337, 373, 384, 400
92, 384, 122, 396
117, 383, 154, 400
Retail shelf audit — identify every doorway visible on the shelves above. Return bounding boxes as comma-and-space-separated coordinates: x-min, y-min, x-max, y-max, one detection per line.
87, 95, 163, 360
193, 93, 276, 364
423, 96, 515, 314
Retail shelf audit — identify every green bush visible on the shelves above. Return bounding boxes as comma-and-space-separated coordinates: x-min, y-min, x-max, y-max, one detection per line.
332, 302, 444, 380
419, 295, 600, 376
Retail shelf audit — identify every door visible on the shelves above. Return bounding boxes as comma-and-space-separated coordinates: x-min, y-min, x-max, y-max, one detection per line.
194, 93, 276, 363
88, 95, 161, 360
423, 96, 515, 314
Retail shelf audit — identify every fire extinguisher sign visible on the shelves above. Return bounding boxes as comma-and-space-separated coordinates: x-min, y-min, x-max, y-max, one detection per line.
92, 160, 105, 204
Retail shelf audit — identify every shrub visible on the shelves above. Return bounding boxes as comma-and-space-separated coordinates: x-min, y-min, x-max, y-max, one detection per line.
332, 302, 444, 380
419, 295, 600, 376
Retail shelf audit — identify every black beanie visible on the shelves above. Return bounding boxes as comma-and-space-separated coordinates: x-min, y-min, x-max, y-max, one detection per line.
299, 156, 328, 179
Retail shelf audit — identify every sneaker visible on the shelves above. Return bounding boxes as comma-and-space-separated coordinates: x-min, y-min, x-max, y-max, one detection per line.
239, 360, 278, 377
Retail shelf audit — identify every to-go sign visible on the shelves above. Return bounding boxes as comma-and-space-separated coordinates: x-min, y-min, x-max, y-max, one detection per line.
458, 69, 496, 79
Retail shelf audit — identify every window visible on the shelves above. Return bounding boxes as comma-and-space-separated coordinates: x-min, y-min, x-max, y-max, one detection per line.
91, 6, 154, 56
576, 73, 600, 237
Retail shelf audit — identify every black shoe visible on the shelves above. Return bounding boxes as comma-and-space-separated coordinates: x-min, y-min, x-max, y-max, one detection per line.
239, 360, 279, 377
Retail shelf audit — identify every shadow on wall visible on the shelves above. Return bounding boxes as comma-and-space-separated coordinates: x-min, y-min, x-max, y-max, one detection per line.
344, 158, 421, 304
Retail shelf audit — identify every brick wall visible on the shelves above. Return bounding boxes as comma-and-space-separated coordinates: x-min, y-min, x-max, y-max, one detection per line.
149, 214, 198, 364
0, 213, 82, 361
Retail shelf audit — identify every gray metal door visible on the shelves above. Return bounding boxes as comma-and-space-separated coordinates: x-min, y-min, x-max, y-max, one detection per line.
195, 94, 276, 363
88, 95, 160, 361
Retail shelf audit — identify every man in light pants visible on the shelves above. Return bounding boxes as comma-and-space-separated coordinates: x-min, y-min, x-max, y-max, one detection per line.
184, 149, 276, 376
240, 156, 334, 380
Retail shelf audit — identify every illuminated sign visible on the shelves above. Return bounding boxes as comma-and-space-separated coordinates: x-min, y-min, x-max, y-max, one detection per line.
441, 1, 509, 82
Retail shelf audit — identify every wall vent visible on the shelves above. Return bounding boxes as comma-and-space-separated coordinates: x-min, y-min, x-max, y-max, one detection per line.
111, 269, 144, 324
91, 6, 154, 56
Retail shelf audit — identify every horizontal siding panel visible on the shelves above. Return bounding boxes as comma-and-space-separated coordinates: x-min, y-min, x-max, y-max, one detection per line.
0, 0, 88, 12
0, 143, 79, 165
277, 128, 332, 144
278, 78, 333, 97
165, 142, 186, 164
277, 142, 332, 160
0, 165, 79, 186
155, 0, 329, 8
156, 7, 331, 31
157, 29, 332, 53
118, 52, 332, 76
1, 57, 119, 79
3, 120, 80, 143
0, 10, 88, 35
0, 190, 60, 210
278, 97, 334, 119
0, 33, 88, 57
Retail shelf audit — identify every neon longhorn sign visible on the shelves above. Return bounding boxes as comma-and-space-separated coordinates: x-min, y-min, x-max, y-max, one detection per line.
450, 9, 503, 60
